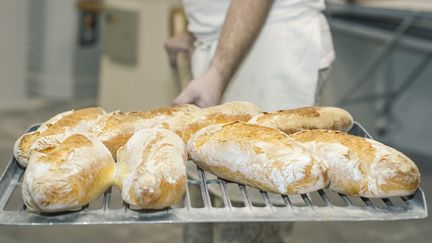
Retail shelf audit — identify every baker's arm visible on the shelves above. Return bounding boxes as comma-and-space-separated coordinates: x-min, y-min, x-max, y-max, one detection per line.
174, 0, 274, 107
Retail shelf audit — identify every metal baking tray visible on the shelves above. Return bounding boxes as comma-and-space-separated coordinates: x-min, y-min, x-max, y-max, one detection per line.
0, 122, 427, 225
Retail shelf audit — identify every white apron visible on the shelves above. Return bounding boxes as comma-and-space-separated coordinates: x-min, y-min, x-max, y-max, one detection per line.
183, 0, 335, 111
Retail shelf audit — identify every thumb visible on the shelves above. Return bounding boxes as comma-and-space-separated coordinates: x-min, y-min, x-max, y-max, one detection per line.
173, 88, 197, 105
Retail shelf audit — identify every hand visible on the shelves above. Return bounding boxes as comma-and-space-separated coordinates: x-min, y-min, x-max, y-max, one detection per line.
173, 68, 226, 108
164, 31, 195, 68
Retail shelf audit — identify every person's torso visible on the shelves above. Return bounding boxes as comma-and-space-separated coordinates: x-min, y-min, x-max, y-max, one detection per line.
185, 0, 334, 110
183, 0, 325, 38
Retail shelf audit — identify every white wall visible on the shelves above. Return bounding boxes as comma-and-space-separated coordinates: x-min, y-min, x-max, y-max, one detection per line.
0, 0, 28, 110
28, 0, 77, 99
99, 0, 182, 111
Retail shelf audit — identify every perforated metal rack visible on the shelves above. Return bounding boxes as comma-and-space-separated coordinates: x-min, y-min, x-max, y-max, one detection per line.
0, 122, 427, 225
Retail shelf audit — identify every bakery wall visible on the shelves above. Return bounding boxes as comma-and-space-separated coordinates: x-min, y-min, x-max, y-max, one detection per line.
322, 15, 432, 156
0, 0, 101, 111
27, 0, 76, 99
386, 49, 432, 155
27, 0, 101, 99
0, 0, 28, 110
98, 0, 182, 112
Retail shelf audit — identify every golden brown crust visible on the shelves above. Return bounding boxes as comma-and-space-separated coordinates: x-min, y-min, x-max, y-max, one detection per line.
14, 107, 106, 167
117, 129, 187, 209
93, 105, 201, 158
41, 135, 93, 164
179, 114, 255, 144
171, 101, 261, 143
249, 106, 354, 134
96, 111, 143, 134
42, 107, 105, 136
22, 134, 116, 213
96, 105, 198, 134
274, 107, 321, 118
14, 131, 41, 164
290, 130, 420, 197
291, 130, 376, 166
136, 104, 197, 119
188, 122, 328, 195
92, 111, 145, 156
194, 122, 288, 149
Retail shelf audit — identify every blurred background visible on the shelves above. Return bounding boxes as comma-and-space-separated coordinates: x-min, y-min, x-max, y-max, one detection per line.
0, 0, 431, 242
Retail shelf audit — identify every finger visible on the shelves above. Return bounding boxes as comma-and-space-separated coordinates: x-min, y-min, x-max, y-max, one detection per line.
194, 98, 208, 108
173, 89, 196, 105
195, 96, 215, 108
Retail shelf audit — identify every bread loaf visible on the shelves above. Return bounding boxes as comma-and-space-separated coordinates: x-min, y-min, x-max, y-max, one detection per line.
13, 110, 74, 167
188, 122, 328, 195
14, 107, 106, 167
248, 106, 353, 134
22, 134, 116, 213
117, 129, 187, 209
177, 101, 261, 143
290, 130, 420, 197
15, 102, 257, 166
90, 104, 200, 159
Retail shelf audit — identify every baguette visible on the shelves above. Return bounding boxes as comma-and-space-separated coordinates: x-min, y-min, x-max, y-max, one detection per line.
13, 110, 74, 167
14, 107, 106, 167
290, 130, 420, 197
188, 122, 328, 195
22, 134, 116, 213
248, 106, 353, 134
177, 101, 261, 143
90, 104, 200, 159
117, 129, 187, 209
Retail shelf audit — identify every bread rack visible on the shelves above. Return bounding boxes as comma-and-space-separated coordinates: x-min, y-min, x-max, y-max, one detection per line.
0, 122, 427, 225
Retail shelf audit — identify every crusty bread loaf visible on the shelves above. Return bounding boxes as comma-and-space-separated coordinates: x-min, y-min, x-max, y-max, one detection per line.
177, 101, 261, 143
90, 104, 200, 159
248, 106, 353, 134
188, 122, 328, 195
14, 107, 106, 167
117, 129, 187, 209
22, 134, 116, 213
13, 110, 74, 167
37, 110, 75, 131
290, 130, 420, 197
15, 102, 257, 166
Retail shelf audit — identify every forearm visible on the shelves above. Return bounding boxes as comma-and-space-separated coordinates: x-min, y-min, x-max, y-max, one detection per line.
173, 0, 273, 107
210, 0, 274, 87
